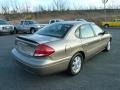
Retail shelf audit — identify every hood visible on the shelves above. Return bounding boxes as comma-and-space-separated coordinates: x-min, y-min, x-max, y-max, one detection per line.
0, 25, 14, 27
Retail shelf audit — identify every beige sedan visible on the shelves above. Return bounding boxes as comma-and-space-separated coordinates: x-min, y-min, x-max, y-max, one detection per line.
12, 21, 112, 75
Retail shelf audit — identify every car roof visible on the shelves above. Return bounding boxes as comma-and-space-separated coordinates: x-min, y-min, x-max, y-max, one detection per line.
21, 20, 35, 21
75, 19, 86, 20
50, 19, 64, 21
56, 21, 92, 26
114, 19, 120, 20
114, 19, 120, 21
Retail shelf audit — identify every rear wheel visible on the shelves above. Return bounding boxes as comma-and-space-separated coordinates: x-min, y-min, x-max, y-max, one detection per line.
104, 24, 109, 28
67, 53, 83, 76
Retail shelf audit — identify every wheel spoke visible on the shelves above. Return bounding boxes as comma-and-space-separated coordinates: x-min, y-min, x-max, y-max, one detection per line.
107, 42, 110, 50
72, 56, 82, 73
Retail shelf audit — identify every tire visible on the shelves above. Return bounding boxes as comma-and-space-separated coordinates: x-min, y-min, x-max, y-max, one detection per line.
10, 31, 14, 34
30, 28, 36, 34
104, 41, 111, 51
104, 24, 109, 28
14, 28, 18, 34
67, 53, 83, 76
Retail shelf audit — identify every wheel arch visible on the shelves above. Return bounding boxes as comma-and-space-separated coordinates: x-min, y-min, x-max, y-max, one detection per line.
72, 51, 85, 61
104, 24, 109, 27
67, 51, 85, 75
30, 27, 35, 30
110, 37, 112, 42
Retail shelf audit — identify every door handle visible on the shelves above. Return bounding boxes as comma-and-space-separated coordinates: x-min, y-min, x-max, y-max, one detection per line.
99, 39, 101, 41
84, 43, 88, 45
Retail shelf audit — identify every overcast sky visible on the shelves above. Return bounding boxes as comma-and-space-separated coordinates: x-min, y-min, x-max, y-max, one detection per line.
0, 0, 120, 10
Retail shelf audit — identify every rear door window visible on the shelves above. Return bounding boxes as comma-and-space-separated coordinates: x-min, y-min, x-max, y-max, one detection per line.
80, 24, 95, 39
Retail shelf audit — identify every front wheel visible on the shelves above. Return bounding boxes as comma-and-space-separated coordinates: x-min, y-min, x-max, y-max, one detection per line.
105, 41, 111, 51
67, 53, 83, 76
30, 28, 36, 34
10, 31, 14, 34
14, 28, 18, 34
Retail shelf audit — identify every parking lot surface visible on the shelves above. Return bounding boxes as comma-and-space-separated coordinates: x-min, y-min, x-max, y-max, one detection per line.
0, 28, 120, 90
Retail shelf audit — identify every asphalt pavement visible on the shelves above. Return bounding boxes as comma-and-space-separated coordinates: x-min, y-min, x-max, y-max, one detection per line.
0, 28, 120, 90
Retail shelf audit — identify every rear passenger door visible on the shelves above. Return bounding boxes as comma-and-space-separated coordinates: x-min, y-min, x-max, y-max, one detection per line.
79, 24, 102, 58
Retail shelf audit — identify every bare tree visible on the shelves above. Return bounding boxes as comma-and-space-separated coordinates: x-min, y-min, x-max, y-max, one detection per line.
10, 0, 20, 14
1, 5, 10, 14
38, 5, 45, 12
53, 0, 67, 11
102, 0, 109, 21
0, 0, 10, 14
24, 1, 30, 13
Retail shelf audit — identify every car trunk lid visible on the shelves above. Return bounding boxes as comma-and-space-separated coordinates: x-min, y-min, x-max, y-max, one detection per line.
15, 34, 60, 56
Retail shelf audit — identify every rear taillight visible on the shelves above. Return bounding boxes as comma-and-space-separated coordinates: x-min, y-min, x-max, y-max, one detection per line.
34, 44, 55, 56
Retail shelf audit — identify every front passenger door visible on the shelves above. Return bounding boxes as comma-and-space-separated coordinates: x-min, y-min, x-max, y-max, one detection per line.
79, 24, 101, 59
23, 21, 30, 31
17, 21, 24, 30
91, 24, 110, 50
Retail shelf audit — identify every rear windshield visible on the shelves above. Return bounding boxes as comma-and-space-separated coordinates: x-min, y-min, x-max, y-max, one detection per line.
36, 23, 73, 38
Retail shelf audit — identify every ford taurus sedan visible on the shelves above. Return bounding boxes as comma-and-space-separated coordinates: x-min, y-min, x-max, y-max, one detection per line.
12, 21, 112, 75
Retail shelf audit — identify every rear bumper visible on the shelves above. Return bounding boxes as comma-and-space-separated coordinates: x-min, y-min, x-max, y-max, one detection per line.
12, 48, 70, 75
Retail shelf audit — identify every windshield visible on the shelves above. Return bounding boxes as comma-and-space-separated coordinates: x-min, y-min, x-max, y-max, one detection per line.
50, 20, 55, 24
36, 23, 73, 38
0, 20, 9, 25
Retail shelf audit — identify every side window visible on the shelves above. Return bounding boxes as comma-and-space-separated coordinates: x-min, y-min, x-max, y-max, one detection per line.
28, 21, 31, 24
91, 24, 103, 36
29, 21, 33, 24
20, 21, 24, 25
80, 24, 95, 38
24, 21, 29, 25
56, 20, 59, 22
75, 27, 80, 38
50, 20, 55, 24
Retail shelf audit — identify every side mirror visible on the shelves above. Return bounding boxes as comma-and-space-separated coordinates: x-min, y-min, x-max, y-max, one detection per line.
104, 31, 109, 34
98, 31, 109, 35
98, 32, 105, 35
